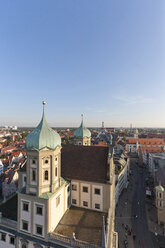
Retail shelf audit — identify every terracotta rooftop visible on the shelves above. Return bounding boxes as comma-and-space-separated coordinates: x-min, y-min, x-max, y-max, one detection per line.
140, 146, 164, 154
61, 145, 109, 183
92, 141, 108, 147
127, 138, 165, 145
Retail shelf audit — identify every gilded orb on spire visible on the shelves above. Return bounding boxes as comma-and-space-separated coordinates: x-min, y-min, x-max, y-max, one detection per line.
42, 101, 46, 105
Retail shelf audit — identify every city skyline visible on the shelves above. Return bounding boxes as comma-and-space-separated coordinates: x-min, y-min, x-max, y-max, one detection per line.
0, 1, 165, 127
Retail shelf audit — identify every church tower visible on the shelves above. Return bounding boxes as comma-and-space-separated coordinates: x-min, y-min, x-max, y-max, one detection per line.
134, 128, 138, 139
25, 101, 61, 196
17, 102, 69, 243
74, 114, 91, 146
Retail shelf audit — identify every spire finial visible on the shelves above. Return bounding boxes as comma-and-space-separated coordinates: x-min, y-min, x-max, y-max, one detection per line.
42, 101, 46, 116
81, 114, 83, 121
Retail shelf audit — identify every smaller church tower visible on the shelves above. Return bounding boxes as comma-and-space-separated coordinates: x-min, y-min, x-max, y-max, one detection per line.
74, 114, 91, 146
134, 129, 138, 139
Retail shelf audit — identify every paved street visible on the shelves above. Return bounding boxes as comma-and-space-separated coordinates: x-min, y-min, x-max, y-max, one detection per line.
115, 158, 159, 248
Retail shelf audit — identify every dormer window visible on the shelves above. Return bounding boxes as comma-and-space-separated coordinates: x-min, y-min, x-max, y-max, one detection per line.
45, 170, 48, 180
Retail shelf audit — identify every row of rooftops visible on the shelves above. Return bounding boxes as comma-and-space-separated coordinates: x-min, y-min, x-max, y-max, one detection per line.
127, 138, 165, 145
139, 146, 164, 154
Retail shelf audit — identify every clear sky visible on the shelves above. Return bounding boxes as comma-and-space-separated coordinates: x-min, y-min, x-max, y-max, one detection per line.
0, 0, 165, 127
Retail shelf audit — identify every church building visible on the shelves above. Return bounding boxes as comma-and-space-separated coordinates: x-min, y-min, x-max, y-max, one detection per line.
73, 114, 91, 146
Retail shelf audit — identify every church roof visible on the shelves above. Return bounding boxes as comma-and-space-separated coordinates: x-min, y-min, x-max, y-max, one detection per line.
61, 145, 110, 183
26, 102, 61, 151
155, 185, 164, 192
74, 115, 91, 138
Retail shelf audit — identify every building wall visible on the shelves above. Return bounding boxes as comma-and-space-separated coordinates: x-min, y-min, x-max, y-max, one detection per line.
0, 231, 16, 248
49, 184, 66, 232
71, 179, 109, 212
115, 158, 129, 206
74, 137, 91, 146
17, 192, 48, 237
18, 172, 26, 190
155, 188, 165, 225
17, 238, 47, 248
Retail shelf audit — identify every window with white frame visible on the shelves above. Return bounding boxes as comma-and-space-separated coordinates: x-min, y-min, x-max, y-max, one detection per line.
95, 203, 100, 209
10, 236, 15, 245
36, 224, 43, 235
1, 232, 6, 242
44, 170, 48, 180
32, 169, 36, 181
23, 202, 29, 212
94, 188, 100, 195
83, 186, 88, 193
22, 220, 28, 231
83, 201, 88, 207
72, 184, 77, 191
72, 199, 77, 204
36, 205, 43, 215
55, 167, 58, 177
21, 244, 27, 248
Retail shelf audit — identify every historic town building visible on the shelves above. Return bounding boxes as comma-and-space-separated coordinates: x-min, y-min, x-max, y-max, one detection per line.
0, 102, 118, 248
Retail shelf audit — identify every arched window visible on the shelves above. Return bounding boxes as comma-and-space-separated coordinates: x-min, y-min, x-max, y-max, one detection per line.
45, 170, 48, 180
32, 170, 36, 181
22, 244, 27, 248
55, 167, 57, 177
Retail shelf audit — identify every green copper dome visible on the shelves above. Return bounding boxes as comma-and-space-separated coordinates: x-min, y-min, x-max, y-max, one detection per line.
155, 185, 164, 192
74, 115, 91, 138
26, 102, 61, 151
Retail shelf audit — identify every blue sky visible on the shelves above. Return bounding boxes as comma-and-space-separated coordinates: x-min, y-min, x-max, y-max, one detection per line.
0, 0, 165, 127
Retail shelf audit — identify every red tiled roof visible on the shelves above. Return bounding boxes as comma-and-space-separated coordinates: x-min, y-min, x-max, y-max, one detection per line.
11, 151, 22, 157
148, 134, 165, 138
92, 142, 108, 147
139, 146, 164, 154
2, 146, 17, 153
127, 138, 165, 145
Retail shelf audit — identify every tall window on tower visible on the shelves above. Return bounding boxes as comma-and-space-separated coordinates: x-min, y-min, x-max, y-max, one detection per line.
55, 167, 57, 177
45, 170, 48, 180
32, 169, 36, 181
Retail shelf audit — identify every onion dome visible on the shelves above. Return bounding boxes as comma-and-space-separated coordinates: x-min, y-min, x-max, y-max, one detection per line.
74, 114, 91, 138
26, 101, 61, 151
155, 185, 164, 192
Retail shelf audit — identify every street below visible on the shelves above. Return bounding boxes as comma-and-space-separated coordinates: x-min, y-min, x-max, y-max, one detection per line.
115, 158, 159, 248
